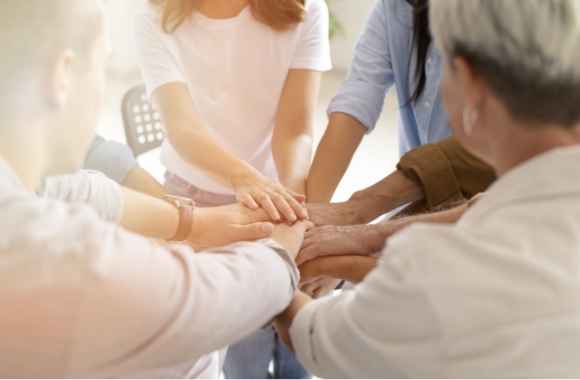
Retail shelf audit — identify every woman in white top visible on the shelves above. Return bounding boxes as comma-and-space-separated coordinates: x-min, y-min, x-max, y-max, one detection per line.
132, 0, 331, 378
274, 0, 580, 377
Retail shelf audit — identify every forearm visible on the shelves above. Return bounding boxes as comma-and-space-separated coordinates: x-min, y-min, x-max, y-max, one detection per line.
272, 132, 312, 195
119, 187, 178, 239
351, 169, 426, 224
121, 165, 169, 199
322, 256, 378, 284
367, 203, 468, 252
306, 113, 366, 203
274, 291, 313, 353
168, 129, 256, 188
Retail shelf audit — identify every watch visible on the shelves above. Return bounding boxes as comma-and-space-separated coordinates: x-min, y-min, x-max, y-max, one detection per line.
163, 195, 195, 242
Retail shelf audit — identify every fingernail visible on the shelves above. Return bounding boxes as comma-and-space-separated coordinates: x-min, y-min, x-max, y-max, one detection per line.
262, 223, 273, 234
289, 213, 297, 221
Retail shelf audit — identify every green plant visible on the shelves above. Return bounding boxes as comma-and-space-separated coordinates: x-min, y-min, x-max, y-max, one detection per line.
325, 0, 343, 39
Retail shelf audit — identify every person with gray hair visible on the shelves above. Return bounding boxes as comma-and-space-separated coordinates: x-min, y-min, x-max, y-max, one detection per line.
274, 0, 580, 377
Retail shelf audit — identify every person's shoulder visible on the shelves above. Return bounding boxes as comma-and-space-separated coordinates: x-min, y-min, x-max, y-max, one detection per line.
133, 0, 162, 25
303, 0, 328, 17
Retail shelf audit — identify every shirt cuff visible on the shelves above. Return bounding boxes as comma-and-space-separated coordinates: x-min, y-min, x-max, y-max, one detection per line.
327, 81, 387, 134
397, 142, 463, 209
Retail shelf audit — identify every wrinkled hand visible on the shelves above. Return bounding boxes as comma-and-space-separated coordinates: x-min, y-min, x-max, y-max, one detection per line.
187, 203, 274, 248
306, 200, 365, 227
231, 169, 308, 222
296, 224, 378, 265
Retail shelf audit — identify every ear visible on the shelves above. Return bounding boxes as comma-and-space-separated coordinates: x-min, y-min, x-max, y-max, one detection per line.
45, 49, 75, 110
452, 57, 486, 114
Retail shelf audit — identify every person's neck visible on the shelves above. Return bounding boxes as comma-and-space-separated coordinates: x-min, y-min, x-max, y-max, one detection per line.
492, 122, 580, 177
197, 0, 249, 19
0, 123, 49, 193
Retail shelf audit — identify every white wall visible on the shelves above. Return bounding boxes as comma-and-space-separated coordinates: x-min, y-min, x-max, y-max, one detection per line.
328, 0, 375, 73
106, 0, 143, 77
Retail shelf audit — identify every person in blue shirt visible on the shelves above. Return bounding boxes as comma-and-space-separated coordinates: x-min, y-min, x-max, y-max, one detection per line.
307, 0, 451, 203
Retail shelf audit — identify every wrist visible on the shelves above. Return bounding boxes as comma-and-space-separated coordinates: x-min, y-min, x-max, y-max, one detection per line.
229, 166, 260, 189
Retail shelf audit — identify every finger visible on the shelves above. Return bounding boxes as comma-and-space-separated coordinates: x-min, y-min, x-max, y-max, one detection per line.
278, 191, 308, 220
300, 281, 322, 295
268, 192, 298, 222
240, 193, 259, 210
255, 192, 280, 221
295, 247, 316, 265
230, 222, 274, 242
312, 286, 330, 299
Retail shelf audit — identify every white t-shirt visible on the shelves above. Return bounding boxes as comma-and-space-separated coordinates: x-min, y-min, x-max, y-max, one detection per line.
133, 0, 332, 195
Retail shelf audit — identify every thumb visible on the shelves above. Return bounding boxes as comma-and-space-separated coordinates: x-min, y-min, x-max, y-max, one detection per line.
231, 222, 274, 241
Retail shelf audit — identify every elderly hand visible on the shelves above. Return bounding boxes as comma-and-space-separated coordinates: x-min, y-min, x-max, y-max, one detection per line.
188, 203, 275, 248
306, 200, 367, 227
296, 224, 385, 265
231, 169, 308, 223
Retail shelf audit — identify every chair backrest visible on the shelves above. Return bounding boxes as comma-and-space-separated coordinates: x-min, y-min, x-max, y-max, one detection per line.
121, 84, 165, 157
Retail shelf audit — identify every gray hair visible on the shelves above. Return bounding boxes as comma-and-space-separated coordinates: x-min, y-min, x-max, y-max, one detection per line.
430, 0, 580, 127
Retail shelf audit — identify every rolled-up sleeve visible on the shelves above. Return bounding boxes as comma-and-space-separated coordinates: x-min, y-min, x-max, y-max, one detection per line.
397, 135, 496, 209
83, 135, 138, 184
37, 170, 123, 223
326, 0, 394, 133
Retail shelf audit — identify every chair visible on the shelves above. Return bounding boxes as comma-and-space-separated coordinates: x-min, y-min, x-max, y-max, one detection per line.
121, 84, 165, 157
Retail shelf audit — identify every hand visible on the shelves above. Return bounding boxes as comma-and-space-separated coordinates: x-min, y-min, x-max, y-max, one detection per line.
296, 224, 383, 265
231, 169, 308, 222
269, 220, 313, 259
306, 200, 366, 227
300, 278, 342, 299
188, 203, 274, 248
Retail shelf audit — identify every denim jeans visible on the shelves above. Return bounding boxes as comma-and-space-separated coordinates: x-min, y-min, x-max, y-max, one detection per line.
164, 172, 311, 379
223, 326, 310, 379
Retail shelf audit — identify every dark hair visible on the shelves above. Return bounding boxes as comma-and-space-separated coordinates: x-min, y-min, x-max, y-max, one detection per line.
405, 0, 431, 105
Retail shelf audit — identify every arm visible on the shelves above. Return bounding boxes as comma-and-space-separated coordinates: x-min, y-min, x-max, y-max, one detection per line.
299, 256, 378, 290
297, 203, 467, 264
119, 186, 278, 248
121, 165, 169, 199
307, 169, 425, 226
306, 0, 395, 203
151, 83, 306, 222
74, 220, 308, 377
272, 69, 321, 195
306, 113, 366, 202
275, 233, 441, 378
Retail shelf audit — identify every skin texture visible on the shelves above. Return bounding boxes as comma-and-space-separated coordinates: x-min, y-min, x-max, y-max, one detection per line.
306, 112, 367, 203
121, 165, 169, 199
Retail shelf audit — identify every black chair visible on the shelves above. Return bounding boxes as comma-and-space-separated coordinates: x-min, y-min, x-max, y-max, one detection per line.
121, 84, 165, 157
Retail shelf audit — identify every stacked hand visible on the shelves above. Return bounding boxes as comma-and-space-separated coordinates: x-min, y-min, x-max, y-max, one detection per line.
231, 169, 309, 223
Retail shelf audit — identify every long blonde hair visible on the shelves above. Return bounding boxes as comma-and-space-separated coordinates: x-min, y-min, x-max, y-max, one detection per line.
150, 0, 306, 33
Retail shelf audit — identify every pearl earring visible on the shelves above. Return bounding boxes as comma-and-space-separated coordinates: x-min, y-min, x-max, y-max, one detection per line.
462, 107, 479, 136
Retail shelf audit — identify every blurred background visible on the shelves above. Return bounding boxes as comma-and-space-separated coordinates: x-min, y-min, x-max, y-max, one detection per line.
100, 0, 400, 203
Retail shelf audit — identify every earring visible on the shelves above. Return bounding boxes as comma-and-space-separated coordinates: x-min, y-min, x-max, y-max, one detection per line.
462, 107, 479, 136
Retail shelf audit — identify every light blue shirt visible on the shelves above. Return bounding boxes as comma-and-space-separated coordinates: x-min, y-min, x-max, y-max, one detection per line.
327, 0, 452, 156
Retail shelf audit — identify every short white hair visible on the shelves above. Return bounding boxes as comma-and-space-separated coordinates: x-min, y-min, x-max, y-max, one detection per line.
430, 0, 580, 126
